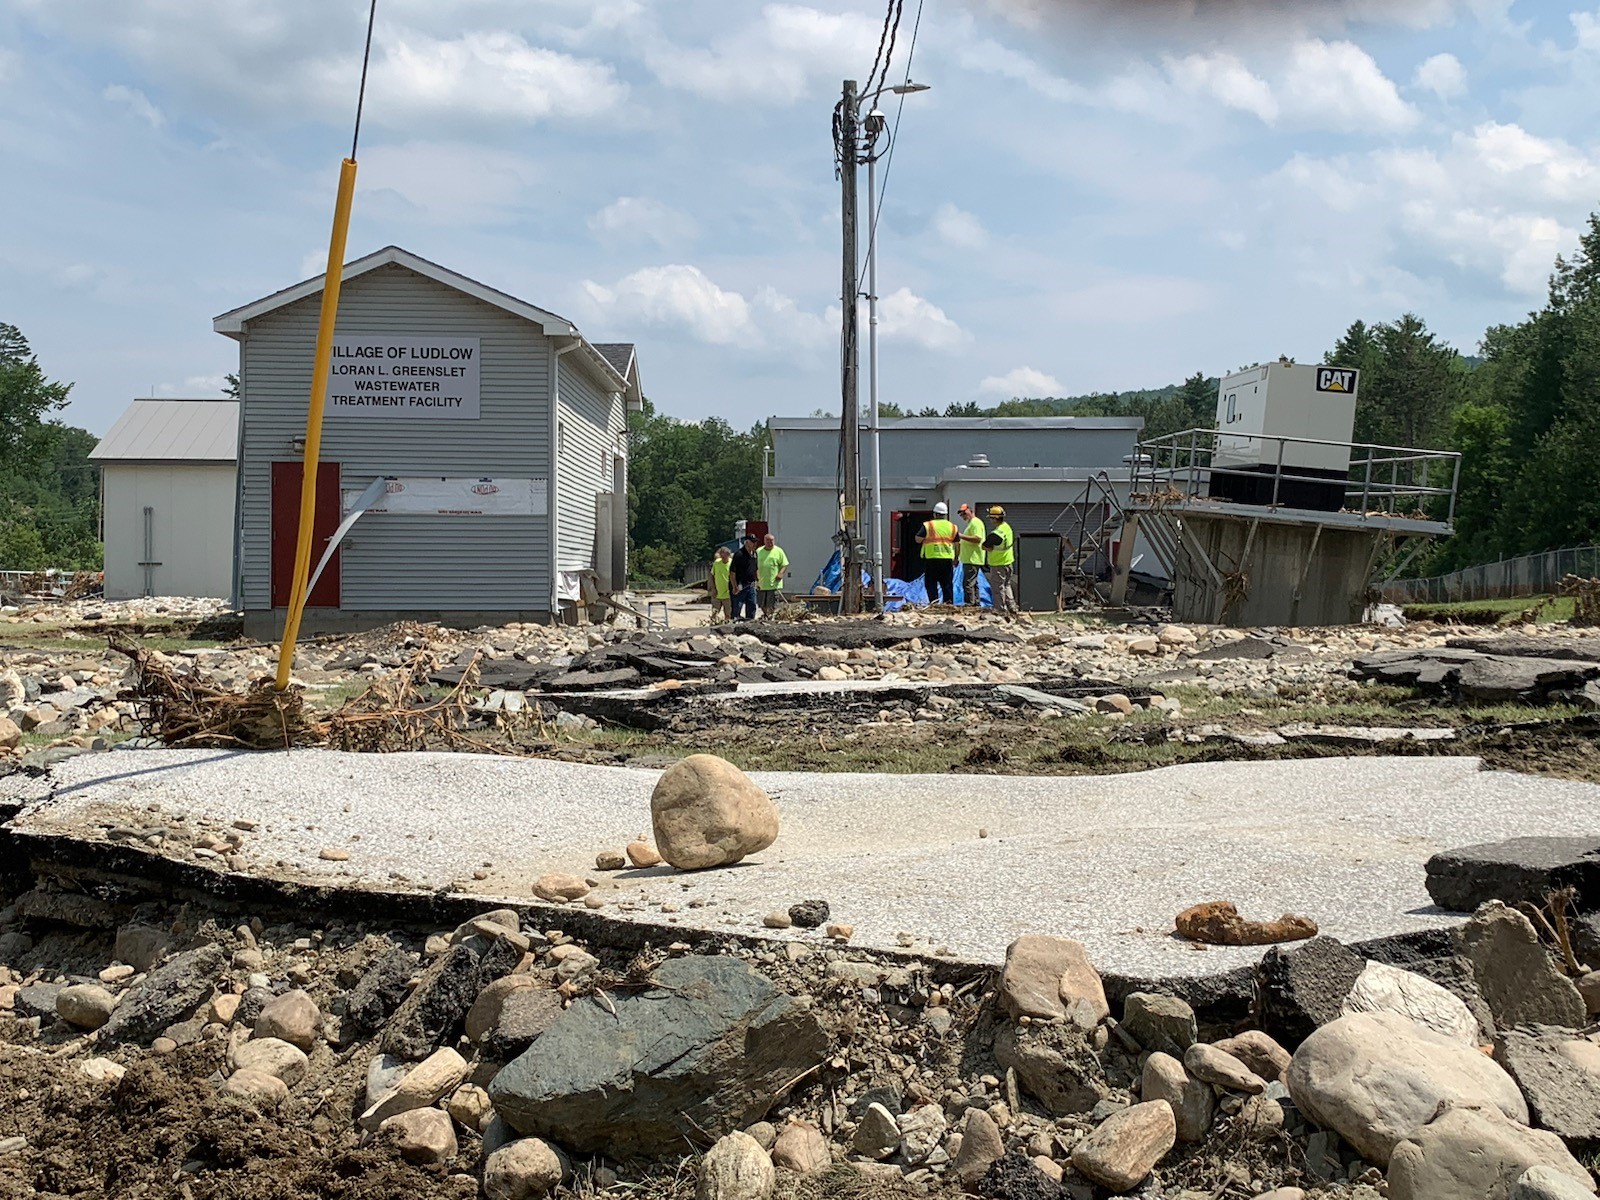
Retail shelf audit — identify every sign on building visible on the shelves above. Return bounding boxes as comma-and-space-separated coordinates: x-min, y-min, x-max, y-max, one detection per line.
341, 477, 547, 516
327, 335, 481, 419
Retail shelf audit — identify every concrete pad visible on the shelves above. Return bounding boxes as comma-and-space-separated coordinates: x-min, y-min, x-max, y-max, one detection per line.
7, 750, 1600, 979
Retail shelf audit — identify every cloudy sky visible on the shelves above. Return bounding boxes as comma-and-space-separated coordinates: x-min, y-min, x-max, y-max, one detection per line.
3, 0, 1598, 435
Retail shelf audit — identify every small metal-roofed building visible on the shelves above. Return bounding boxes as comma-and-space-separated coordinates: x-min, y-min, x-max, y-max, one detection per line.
764, 415, 1148, 592
90, 398, 240, 600
214, 245, 643, 638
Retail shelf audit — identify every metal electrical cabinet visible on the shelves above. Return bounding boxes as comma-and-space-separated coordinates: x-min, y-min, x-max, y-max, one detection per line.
1015, 533, 1064, 611
1211, 361, 1360, 512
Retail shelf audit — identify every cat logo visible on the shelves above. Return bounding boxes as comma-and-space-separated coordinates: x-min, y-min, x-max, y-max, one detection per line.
1316, 368, 1358, 394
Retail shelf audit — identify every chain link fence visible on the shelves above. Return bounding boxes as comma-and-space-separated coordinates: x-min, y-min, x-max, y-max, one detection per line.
1382, 545, 1600, 603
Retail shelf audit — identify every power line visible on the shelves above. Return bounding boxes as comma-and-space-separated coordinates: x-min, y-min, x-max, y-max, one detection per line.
861, 0, 924, 282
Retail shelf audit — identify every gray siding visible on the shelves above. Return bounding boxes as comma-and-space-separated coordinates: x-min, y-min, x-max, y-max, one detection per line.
555, 353, 622, 573
236, 263, 553, 611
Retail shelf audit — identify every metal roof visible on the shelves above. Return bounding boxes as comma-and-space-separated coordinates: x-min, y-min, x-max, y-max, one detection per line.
90, 399, 239, 463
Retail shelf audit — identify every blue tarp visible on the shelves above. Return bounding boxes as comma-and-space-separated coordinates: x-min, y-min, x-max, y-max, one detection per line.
811, 550, 991, 611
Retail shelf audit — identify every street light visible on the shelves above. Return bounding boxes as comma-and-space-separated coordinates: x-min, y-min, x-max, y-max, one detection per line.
860, 81, 929, 610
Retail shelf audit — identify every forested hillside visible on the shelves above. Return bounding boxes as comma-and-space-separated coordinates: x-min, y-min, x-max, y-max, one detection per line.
0, 324, 100, 569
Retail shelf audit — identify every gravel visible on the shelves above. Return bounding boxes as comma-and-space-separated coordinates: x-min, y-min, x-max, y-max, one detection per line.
9, 749, 1600, 978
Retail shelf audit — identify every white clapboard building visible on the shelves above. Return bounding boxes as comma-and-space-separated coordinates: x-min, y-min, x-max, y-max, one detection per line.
90, 398, 240, 600
213, 246, 642, 637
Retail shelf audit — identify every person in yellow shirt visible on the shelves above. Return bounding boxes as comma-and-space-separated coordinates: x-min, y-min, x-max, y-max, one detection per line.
955, 502, 985, 607
985, 505, 1018, 616
756, 533, 789, 618
915, 501, 958, 605
709, 546, 732, 621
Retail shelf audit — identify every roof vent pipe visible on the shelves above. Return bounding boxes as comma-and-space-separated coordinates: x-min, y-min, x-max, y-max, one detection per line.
967, 453, 992, 468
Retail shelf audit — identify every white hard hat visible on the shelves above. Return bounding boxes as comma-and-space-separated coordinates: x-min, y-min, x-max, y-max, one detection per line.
933, 502, 948, 516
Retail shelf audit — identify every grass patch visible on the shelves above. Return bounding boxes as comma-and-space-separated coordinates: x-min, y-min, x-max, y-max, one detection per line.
1402, 594, 1575, 626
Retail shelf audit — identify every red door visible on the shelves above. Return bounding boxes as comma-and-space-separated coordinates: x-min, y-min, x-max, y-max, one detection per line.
271, 462, 341, 608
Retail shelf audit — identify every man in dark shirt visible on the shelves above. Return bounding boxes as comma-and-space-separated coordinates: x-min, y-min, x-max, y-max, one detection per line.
729, 533, 761, 620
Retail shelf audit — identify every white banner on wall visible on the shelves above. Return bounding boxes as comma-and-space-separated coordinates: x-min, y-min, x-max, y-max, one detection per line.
327, 335, 481, 419
341, 477, 548, 517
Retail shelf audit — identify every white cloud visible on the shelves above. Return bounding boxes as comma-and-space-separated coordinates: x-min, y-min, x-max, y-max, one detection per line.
876, 288, 971, 351
966, 34, 1414, 133
646, 4, 881, 104
1166, 52, 1278, 122
980, 366, 1063, 397
370, 29, 628, 126
588, 196, 698, 248
580, 266, 966, 355
1414, 52, 1467, 99
103, 84, 164, 128
931, 203, 990, 249
582, 265, 754, 345
1265, 120, 1600, 297
360, 142, 539, 225
1276, 40, 1417, 132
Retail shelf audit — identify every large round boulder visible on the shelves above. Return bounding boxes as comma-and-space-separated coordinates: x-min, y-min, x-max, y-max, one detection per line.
1287, 1011, 1528, 1166
650, 755, 779, 870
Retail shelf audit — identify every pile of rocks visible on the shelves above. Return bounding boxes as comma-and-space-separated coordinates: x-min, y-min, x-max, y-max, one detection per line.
2, 869, 1599, 1200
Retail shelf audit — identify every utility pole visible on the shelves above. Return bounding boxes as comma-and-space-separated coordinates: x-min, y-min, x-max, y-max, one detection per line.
838, 78, 863, 615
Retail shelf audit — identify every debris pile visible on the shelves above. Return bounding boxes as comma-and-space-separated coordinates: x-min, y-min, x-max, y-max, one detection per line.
2, 830, 1599, 1200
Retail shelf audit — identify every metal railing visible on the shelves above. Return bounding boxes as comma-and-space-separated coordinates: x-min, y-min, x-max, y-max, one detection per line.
1382, 545, 1600, 603
1132, 429, 1462, 525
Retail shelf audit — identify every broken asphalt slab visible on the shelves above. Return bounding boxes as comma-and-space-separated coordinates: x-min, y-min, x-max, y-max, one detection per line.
7, 750, 1600, 988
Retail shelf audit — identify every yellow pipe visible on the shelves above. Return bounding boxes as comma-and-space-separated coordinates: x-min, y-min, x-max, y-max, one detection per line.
275, 156, 358, 691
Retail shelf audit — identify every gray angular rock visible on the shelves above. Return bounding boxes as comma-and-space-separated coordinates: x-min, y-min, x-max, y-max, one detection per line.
489, 955, 828, 1157
852, 1103, 901, 1159
113, 923, 171, 973
1494, 1025, 1600, 1144
481, 986, 565, 1063
466, 975, 542, 1044
1455, 902, 1585, 1031
1121, 992, 1197, 1057
14, 982, 63, 1021
1387, 1105, 1594, 1200
1257, 936, 1365, 1048
100, 943, 226, 1045
1287, 1011, 1528, 1166
993, 1019, 1107, 1116
1425, 836, 1600, 913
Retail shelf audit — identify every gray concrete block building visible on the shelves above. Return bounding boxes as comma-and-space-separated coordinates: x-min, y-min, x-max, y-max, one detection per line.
215, 246, 642, 637
763, 416, 1146, 589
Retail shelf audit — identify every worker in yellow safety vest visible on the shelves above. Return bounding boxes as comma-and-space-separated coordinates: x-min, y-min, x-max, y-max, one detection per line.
984, 504, 1018, 616
916, 501, 958, 606
956, 502, 985, 607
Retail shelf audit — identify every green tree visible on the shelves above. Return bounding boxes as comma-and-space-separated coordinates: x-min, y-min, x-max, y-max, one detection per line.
0, 324, 101, 569
626, 399, 768, 581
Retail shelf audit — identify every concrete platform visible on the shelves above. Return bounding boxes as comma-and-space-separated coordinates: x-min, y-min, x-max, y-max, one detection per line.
6, 750, 1600, 979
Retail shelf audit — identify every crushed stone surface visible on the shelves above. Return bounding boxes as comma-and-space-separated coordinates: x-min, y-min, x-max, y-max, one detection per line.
10, 749, 1600, 978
